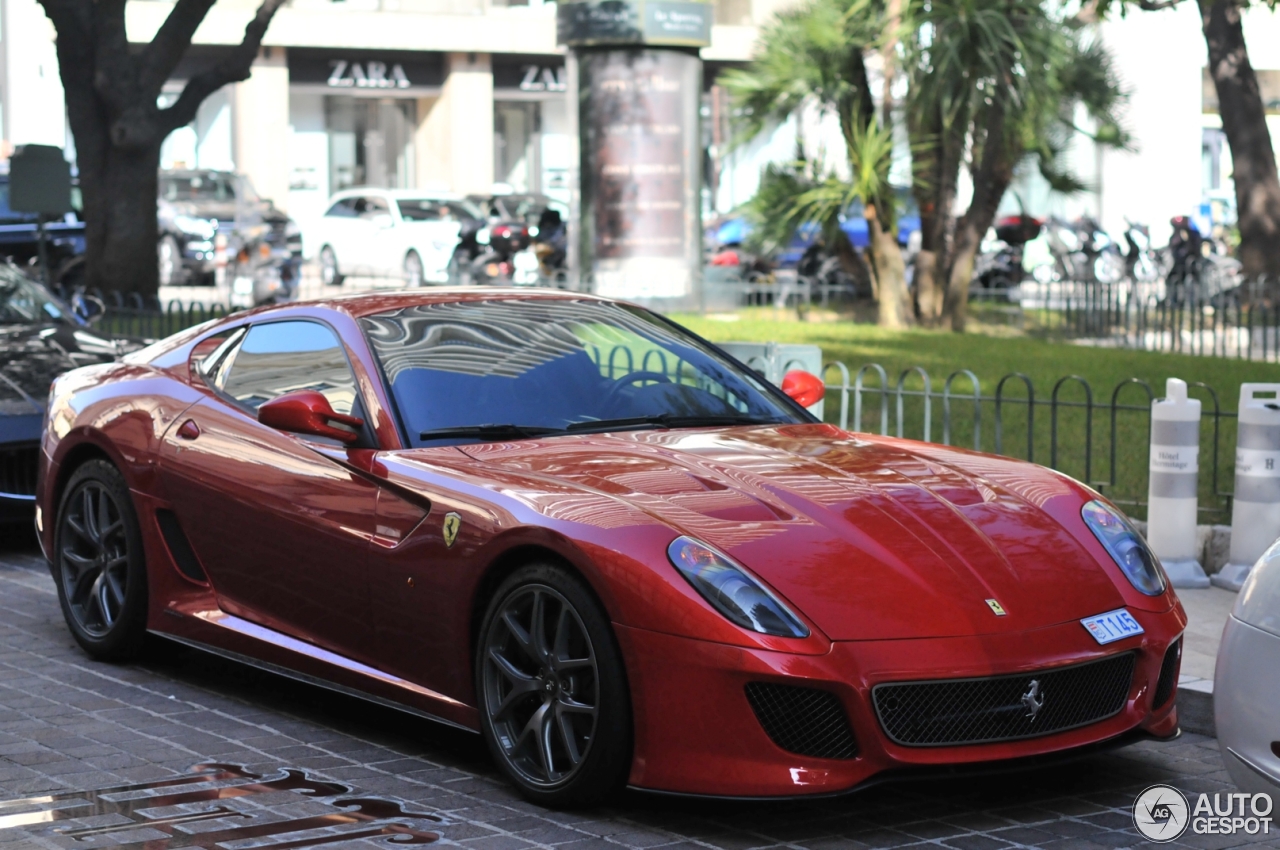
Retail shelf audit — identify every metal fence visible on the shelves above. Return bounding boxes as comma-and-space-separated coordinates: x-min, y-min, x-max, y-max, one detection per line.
972, 279, 1280, 362
821, 362, 1238, 523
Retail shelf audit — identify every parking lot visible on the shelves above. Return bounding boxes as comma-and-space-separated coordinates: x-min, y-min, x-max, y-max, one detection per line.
0, 530, 1265, 850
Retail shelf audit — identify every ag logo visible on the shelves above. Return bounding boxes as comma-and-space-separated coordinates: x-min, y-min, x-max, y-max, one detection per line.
1133, 784, 1190, 842
985, 598, 1007, 616
442, 512, 462, 548
1020, 679, 1044, 719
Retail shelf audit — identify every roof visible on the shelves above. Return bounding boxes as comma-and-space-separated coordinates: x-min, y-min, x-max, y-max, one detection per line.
288, 287, 613, 320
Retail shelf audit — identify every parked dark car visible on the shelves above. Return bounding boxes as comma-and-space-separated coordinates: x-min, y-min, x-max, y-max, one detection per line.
158, 170, 302, 287
0, 173, 86, 286
1, 266, 139, 522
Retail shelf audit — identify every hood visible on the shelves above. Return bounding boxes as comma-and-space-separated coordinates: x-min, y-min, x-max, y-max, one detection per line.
0, 323, 131, 415
448, 424, 1127, 641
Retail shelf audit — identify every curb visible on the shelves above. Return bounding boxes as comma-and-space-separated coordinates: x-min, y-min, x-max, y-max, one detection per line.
1177, 675, 1215, 736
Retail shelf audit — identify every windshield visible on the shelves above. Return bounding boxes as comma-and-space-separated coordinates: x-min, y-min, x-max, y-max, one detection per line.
160, 173, 241, 202
0, 268, 68, 324
397, 199, 481, 223
360, 299, 802, 445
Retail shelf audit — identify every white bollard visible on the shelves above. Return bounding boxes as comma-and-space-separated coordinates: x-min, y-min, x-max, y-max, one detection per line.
1147, 378, 1209, 588
1215, 383, 1280, 591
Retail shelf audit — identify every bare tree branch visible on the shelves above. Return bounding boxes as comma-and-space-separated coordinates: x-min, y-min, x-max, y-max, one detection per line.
137, 0, 220, 96
158, 0, 286, 132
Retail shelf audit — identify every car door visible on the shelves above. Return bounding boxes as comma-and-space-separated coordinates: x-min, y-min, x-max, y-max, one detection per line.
359, 194, 397, 276
158, 319, 380, 660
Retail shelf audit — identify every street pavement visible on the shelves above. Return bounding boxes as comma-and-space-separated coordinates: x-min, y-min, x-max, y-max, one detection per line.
0, 527, 1269, 850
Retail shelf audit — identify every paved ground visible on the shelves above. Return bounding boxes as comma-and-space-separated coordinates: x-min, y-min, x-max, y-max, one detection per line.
0, 528, 1270, 850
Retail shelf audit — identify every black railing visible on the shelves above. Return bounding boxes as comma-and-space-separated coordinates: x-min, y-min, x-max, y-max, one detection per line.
823, 362, 1237, 523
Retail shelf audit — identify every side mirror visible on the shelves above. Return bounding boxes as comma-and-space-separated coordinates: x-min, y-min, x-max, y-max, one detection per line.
781, 370, 825, 408
258, 390, 364, 444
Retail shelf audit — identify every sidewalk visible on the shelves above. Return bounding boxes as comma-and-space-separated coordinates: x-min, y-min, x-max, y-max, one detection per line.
1173, 585, 1238, 735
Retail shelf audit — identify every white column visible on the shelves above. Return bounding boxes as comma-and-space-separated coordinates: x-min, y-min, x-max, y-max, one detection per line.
0, 0, 68, 153
233, 47, 291, 212
419, 53, 494, 195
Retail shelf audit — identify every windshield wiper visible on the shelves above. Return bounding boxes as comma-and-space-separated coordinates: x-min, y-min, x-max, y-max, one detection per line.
565, 414, 784, 434
418, 424, 565, 442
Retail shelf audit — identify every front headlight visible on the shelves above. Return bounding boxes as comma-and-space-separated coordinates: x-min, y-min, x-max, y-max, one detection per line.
1081, 500, 1166, 596
174, 215, 217, 240
667, 536, 809, 638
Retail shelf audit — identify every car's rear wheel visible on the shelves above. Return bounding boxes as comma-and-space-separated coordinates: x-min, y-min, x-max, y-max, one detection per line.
476, 564, 631, 806
319, 245, 344, 286
53, 461, 148, 661
404, 250, 425, 287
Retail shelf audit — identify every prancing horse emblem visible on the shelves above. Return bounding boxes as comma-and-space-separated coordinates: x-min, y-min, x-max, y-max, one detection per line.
442, 512, 461, 548
1021, 679, 1045, 719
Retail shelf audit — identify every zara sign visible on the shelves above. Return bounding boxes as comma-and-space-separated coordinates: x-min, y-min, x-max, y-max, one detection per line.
327, 60, 412, 89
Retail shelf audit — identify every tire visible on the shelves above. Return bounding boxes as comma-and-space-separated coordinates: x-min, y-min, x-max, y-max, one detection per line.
319, 245, 344, 286
404, 250, 425, 287
476, 563, 631, 807
53, 460, 148, 661
158, 235, 183, 287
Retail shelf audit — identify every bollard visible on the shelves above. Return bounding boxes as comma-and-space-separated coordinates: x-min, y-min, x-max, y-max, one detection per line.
1215, 383, 1280, 591
1147, 378, 1209, 588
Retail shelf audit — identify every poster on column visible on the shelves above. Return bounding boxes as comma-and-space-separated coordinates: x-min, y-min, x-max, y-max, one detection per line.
580, 49, 700, 302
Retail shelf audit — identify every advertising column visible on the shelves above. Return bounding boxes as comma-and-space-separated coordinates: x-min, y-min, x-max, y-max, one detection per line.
558, 0, 709, 310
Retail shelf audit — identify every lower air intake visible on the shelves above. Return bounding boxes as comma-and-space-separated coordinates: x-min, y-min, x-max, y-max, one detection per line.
1153, 639, 1181, 709
744, 682, 858, 760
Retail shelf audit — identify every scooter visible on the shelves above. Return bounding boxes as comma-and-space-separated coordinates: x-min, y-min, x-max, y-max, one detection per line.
975, 214, 1043, 290
1122, 218, 1161, 283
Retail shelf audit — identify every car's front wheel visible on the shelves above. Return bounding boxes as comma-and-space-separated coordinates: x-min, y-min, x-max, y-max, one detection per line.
319, 245, 344, 286
53, 460, 149, 661
476, 564, 631, 806
404, 250, 425, 287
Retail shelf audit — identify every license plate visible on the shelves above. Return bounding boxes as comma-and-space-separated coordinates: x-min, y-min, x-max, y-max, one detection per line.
514, 251, 538, 270
1081, 608, 1144, 645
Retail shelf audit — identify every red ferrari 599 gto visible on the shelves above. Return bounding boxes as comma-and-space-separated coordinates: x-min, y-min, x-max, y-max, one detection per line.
35, 290, 1185, 805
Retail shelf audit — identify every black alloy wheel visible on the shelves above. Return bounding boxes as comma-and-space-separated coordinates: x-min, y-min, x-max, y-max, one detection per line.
54, 461, 148, 661
477, 564, 631, 806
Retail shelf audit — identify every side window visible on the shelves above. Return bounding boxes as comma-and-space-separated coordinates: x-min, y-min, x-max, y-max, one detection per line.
190, 327, 246, 384
325, 198, 358, 218
220, 320, 360, 416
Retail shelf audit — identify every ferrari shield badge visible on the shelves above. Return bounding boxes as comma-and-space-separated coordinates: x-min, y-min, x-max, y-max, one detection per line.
442, 512, 462, 548
985, 598, 1007, 616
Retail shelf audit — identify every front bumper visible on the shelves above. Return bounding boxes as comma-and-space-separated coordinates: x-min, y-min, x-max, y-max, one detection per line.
616, 605, 1184, 798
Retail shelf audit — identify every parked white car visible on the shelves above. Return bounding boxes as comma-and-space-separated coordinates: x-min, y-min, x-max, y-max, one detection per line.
308, 189, 479, 286
1215, 539, 1280, 794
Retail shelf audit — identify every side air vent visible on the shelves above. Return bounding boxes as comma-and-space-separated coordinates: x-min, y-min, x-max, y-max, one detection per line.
744, 682, 858, 760
1153, 639, 1181, 709
155, 509, 207, 583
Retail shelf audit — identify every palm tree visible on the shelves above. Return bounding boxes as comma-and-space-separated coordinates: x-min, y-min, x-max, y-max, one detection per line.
723, 0, 914, 328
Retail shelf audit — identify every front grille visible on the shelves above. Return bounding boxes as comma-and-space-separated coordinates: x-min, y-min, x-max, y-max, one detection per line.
744, 683, 858, 760
1153, 639, 1181, 709
0, 443, 39, 497
873, 652, 1136, 747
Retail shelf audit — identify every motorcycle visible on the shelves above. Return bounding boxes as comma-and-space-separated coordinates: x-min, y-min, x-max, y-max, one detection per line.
1122, 218, 1161, 283
225, 222, 299, 307
975, 214, 1043, 290
469, 221, 538, 286
1043, 216, 1125, 285
1163, 215, 1241, 305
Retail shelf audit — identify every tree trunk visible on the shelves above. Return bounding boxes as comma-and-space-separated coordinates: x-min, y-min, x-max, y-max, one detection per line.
944, 105, 1015, 332
867, 212, 911, 328
80, 146, 163, 294
1200, 0, 1280, 287
909, 107, 963, 326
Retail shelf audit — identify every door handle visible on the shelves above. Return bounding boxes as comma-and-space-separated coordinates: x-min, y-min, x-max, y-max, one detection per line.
177, 419, 200, 440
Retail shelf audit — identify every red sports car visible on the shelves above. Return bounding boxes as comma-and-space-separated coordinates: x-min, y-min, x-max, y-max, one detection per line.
35, 290, 1185, 805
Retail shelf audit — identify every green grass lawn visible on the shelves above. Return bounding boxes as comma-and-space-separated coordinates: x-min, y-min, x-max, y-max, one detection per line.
672, 308, 1280, 522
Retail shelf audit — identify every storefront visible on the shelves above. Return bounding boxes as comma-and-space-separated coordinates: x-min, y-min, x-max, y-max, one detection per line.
492, 56, 571, 202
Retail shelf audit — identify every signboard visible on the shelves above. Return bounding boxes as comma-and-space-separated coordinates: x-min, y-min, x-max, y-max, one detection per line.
9, 145, 72, 215
287, 50, 445, 91
493, 59, 568, 93
557, 0, 711, 47
579, 49, 701, 302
